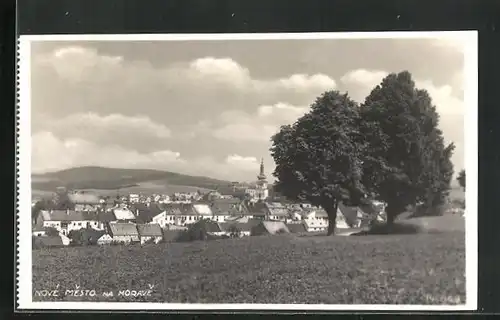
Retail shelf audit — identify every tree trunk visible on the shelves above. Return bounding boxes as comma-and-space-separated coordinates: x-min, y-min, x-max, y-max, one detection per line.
326, 201, 339, 236
385, 203, 398, 229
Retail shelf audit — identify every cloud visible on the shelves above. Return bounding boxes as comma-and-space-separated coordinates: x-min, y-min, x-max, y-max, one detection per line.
340, 69, 389, 95
212, 102, 309, 142
38, 46, 124, 82
225, 155, 260, 171
32, 131, 268, 182
33, 112, 172, 153
339, 68, 465, 171
31, 131, 183, 174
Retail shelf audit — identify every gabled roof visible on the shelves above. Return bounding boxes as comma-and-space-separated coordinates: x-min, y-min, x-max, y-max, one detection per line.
33, 235, 64, 247
266, 202, 289, 216
209, 199, 244, 215
112, 208, 136, 220
192, 203, 213, 216
41, 210, 99, 222
247, 202, 268, 216
132, 203, 164, 223
97, 210, 117, 222
204, 221, 222, 233
137, 224, 163, 237
109, 223, 139, 237
32, 225, 48, 232
338, 203, 363, 227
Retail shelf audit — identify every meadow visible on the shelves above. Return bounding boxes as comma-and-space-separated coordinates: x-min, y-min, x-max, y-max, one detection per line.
32, 226, 466, 305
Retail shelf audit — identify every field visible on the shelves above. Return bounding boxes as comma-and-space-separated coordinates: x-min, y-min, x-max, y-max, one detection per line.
32, 227, 466, 305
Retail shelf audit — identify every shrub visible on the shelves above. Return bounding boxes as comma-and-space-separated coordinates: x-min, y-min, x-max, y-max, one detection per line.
276, 228, 288, 234
352, 222, 423, 236
227, 225, 241, 238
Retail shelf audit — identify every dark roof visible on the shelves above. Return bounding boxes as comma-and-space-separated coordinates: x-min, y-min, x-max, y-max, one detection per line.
132, 203, 164, 223
41, 210, 99, 222
286, 223, 307, 233
247, 202, 268, 216
109, 223, 139, 237
204, 221, 222, 233
137, 224, 163, 237
79, 228, 106, 242
97, 211, 117, 222
210, 199, 244, 215
33, 235, 64, 247
266, 202, 289, 216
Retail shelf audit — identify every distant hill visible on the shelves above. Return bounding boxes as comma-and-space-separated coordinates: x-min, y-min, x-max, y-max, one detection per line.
32, 166, 233, 192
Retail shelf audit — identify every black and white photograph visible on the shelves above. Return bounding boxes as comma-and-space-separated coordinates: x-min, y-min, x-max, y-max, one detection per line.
16, 32, 477, 310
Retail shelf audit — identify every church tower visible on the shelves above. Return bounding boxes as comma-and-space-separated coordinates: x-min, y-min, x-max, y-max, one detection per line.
256, 158, 269, 200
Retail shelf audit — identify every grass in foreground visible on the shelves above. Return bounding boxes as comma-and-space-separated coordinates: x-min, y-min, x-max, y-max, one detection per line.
32, 232, 465, 304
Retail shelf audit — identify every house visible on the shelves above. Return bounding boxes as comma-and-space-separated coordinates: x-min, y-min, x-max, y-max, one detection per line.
36, 210, 106, 235
251, 221, 290, 236
338, 203, 367, 228
301, 208, 330, 232
137, 223, 163, 244
108, 223, 139, 244
201, 220, 224, 236
192, 203, 214, 221
246, 202, 268, 219
218, 222, 254, 237
32, 235, 66, 248
32, 225, 48, 237
151, 204, 184, 227
112, 206, 136, 222
132, 203, 164, 224
129, 194, 140, 203
209, 198, 245, 222
60, 233, 71, 245
265, 202, 289, 221
74, 203, 99, 212
97, 234, 113, 245
76, 228, 106, 245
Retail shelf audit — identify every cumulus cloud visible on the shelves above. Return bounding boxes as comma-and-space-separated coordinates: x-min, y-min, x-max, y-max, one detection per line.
33, 112, 173, 153
30, 41, 465, 180
212, 102, 309, 142
31, 131, 183, 174
225, 154, 260, 171
38, 46, 124, 82
31, 131, 264, 181
339, 68, 465, 170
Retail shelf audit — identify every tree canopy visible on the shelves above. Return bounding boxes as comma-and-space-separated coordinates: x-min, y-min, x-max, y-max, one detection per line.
359, 71, 455, 223
270, 91, 366, 235
457, 169, 466, 190
271, 71, 456, 234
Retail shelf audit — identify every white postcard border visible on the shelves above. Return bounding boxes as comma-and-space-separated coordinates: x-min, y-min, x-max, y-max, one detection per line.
17, 31, 478, 311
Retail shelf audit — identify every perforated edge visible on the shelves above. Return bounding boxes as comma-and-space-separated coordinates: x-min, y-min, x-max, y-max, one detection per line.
15, 36, 21, 310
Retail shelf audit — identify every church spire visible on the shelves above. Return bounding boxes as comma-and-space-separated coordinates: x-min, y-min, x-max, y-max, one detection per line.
257, 157, 267, 181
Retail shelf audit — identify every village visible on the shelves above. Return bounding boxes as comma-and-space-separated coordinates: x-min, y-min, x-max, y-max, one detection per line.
32, 160, 387, 248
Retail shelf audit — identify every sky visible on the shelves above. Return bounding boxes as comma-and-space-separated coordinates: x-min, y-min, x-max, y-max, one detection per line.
30, 35, 467, 183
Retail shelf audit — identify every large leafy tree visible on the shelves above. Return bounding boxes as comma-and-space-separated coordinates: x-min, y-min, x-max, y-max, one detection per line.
359, 71, 455, 224
270, 91, 366, 235
457, 169, 466, 191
